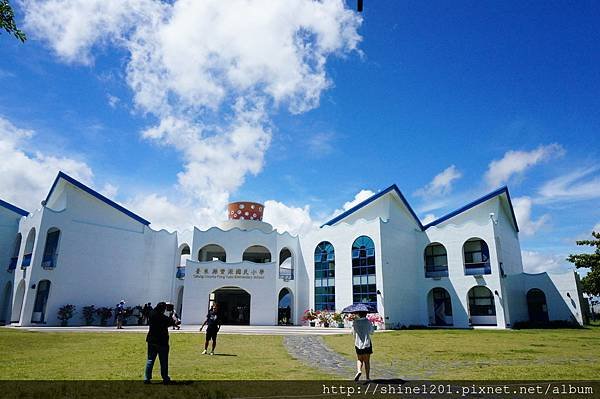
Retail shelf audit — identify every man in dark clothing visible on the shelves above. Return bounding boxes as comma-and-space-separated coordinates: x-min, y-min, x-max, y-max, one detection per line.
144, 301, 179, 384
199, 304, 221, 355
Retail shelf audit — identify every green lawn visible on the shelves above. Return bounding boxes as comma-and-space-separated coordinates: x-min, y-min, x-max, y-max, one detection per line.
0, 329, 325, 380
3, 327, 600, 381
324, 326, 600, 380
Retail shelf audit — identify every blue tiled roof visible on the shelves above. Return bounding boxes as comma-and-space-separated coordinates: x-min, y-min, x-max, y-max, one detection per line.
422, 186, 519, 232
321, 184, 424, 229
45, 171, 150, 226
0, 198, 29, 216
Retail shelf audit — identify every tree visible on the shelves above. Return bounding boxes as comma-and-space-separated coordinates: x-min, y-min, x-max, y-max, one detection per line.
567, 231, 600, 296
1, 0, 26, 42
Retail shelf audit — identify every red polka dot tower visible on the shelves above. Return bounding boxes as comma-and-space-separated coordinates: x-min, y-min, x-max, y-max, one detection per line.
227, 202, 264, 221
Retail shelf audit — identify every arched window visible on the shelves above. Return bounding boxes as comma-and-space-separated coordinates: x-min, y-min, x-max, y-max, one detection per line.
242, 245, 271, 263
21, 228, 36, 268
424, 243, 448, 278
31, 280, 51, 323
527, 288, 549, 322
463, 238, 491, 275
279, 248, 294, 280
41, 228, 61, 269
177, 244, 190, 280
352, 236, 377, 310
7, 233, 21, 271
314, 241, 335, 311
467, 286, 497, 326
198, 244, 226, 262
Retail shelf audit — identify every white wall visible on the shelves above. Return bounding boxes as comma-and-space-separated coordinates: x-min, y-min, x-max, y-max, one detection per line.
0, 206, 22, 323
11, 183, 178, 326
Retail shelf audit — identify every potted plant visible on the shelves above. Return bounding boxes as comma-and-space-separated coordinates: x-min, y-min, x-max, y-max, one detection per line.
302, 309, 317, 326
82, 305, 96, 326
367, 313, 384, 330
332, 312, 345, 328
96, 307, 113, 326
57, 304, 76, 326
318, 310, 331, 327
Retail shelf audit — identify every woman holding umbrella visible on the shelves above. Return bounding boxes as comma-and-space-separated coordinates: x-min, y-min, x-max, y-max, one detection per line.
342, 303, 376, 381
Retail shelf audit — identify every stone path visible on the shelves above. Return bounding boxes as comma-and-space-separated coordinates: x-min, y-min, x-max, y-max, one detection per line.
283, 335, 403, 380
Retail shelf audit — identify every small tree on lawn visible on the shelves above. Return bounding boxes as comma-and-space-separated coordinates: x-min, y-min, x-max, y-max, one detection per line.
567, 231, 600, 296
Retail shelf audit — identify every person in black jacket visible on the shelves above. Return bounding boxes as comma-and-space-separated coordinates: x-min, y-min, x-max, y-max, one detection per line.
144, 301, 179, 384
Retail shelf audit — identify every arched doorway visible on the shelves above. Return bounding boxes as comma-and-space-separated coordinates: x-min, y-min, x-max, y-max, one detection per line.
0, 282, 13, 324
175, 286, 184, 317
467, 286, 497, 326
278, 288, 293, 325
527, 288, 549, 322
31, 280, 51, 323
11, 280, 26, 323
427, 287, 453, 326
210, 287, 250, 325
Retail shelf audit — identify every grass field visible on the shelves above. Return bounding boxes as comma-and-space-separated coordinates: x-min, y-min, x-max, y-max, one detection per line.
2, 326, 599, 381
324, 326, 600, 380
0, 329, 325, 380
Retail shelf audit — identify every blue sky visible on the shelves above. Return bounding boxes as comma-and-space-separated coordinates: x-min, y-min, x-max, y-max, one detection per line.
0, 0, 599, 273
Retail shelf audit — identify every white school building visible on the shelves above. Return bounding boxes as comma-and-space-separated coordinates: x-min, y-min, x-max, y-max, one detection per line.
0, 171, 586, 328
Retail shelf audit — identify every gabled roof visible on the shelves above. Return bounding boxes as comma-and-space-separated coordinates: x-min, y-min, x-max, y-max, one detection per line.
0, 198, 29, 217
45, 171, 150, 226
321, 184, 424, 229
422, 186, 519, 232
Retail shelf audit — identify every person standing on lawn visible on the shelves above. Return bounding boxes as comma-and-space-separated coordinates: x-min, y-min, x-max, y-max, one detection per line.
199, 303, 221, 355
144, 301, 179, 384
351, 311, 374, 381
115, 300, 126, 329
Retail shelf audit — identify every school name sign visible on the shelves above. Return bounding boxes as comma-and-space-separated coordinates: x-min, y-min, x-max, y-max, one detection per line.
192, 267, 266, 280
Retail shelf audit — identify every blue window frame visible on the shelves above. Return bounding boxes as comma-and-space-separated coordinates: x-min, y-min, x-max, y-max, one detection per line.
314, 241, 335, 311
463, 238, 491, 275
41, 229, 60, 269
352, 236, 377, 310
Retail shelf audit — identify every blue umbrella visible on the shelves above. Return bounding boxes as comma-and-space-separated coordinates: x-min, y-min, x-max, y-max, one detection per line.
341, 303, 377, 314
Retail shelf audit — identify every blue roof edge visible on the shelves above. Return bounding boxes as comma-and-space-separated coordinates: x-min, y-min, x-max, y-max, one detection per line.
0, 198, 29, 217
320, 184, 424, 229
45, 171, 151, 226
422, 186, 519, 232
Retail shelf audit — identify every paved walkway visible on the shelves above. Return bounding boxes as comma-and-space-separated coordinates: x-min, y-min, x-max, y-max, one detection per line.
283, 335, 401, 380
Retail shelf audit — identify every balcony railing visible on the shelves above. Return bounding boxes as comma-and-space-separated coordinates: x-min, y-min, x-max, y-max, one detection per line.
425, 265, 448, 278
464, 262, 491, 276
8, 257, 18, 271
21, 253, 32, 268
41, 255, 56, 269
176, 267, 185, 280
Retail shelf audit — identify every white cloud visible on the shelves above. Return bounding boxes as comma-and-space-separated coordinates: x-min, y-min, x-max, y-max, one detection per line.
325, 189, 375, 221
536, 167, 600, 203
306, 132, 336, 157
521, 250, 570, 274
422, 214, 437, 225
262, 200, 318, 236
100, 183, 119, 198
0, 117, 93, 211
107, 94, 120, 108
23, 0, 362, 222
484, 144, 564, 188
512, 196, 549, 236
414, 165, 462, 198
